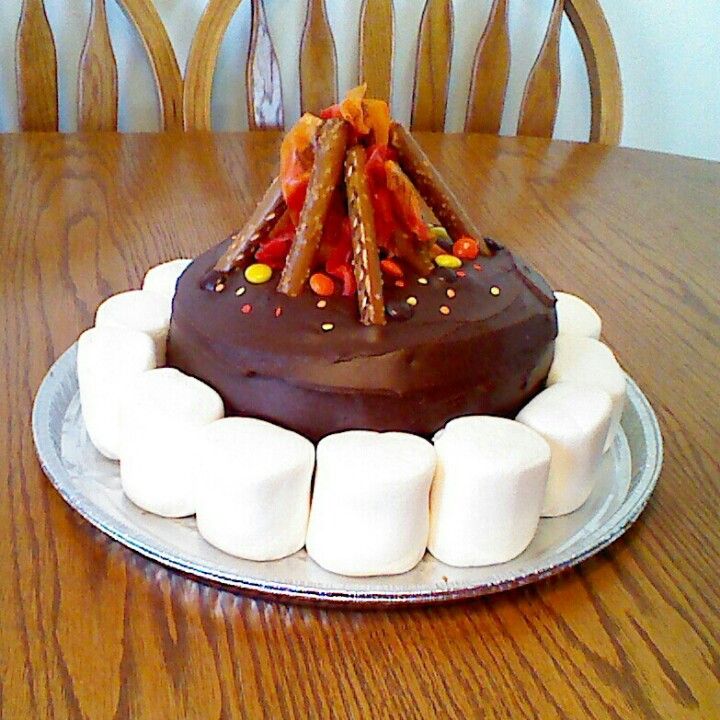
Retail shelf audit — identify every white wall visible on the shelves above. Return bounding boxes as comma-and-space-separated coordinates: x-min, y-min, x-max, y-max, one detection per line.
0, 0, 718, 161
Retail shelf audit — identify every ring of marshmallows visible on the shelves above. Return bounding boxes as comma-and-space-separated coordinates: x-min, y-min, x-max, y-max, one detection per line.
77, 259, 626, 577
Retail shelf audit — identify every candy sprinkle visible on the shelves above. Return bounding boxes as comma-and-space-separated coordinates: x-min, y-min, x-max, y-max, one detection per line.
446, 288, 456, 299
473, 263, 483, 271
417, 277, 429, 286
321, 322, 334, 332
274, 306, 283, 318
310, 272, 335, 296
490, 286, 501, 296
241, 303, 253, 314
215, 283, 225, 293
453, 237, 480, 260
435, 254, 462, 269
244, 263, 273, 285
235, 286, 246, 296
316, 299, 328, 309
406, 296, 418, 307
439, 305, 451, 315
395, 279, 406, 288
456, 270, 466, 278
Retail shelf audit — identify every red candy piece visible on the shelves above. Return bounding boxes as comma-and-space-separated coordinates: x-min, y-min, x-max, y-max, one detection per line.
324, 217, 356, 296
241, 303, 252, 314
331, 263, 357, 296
255, 230, 294, 269
380, 258, 404, 278
453, 236, 480, 260
274, 306, 283, 318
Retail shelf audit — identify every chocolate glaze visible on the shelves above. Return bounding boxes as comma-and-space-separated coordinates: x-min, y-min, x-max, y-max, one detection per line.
167, 238, 557, 442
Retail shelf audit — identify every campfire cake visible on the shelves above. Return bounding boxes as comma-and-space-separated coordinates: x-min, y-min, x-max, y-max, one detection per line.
167, 88, 557, 442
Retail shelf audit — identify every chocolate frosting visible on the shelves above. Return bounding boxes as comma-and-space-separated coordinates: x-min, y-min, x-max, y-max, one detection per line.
167, 238, 557, 441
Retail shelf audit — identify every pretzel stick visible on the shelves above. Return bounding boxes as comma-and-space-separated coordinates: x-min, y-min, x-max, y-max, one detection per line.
389, 122, 490, 256
278, 119, 351, 296
345, 145, 386, 326
392, 229, 434, 276
214, 176, 286, 273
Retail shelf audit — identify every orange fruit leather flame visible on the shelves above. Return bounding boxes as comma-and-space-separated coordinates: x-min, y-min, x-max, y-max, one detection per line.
280, 113, 323, 223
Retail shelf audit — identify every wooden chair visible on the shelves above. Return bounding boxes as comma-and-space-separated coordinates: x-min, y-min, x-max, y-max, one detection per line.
15, 0, 183, 131
184, 0, 622, 144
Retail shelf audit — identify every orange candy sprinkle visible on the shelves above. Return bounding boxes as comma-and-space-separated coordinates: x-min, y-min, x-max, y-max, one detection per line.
380, 259, 404, 278
310, 272, 336, 297
453, 236, 480, 260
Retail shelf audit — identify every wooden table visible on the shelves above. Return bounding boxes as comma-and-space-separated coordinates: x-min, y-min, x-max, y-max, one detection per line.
1, 132, 718, 719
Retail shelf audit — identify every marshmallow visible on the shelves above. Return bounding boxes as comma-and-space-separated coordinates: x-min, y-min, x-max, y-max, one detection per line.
77, 326, 157, 460
142, 259, 192, 304
194, 418, 315, 561
120, 368, 224, 517
95, 290, 171, 365
555, 292, 602, 339
306, 431, 436, 577
517, 383, 613, 516
428, 417, 550, 567
547, 335, 626, 451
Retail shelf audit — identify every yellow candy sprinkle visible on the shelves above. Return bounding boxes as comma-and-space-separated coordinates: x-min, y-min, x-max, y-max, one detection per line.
235, 286, 246, 296
490, 286, 501, 296
417, 277, 429, 285
321, 322, 334, 332
439, 305, 451, 315
244, 263, 272, 284
406, 296, 418, 307
446, 288, 456, 299
430, 226, 451, 242
316, 299, 327, 309
435, 254, 462, 269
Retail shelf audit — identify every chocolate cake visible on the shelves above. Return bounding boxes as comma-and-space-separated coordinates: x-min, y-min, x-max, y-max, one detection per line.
167, 87, 557, 441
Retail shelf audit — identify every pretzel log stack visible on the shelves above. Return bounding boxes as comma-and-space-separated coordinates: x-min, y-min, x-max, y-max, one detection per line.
211, 86, 492, 326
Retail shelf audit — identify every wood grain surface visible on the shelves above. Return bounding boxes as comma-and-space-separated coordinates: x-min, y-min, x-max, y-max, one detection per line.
1, 133, 718, 719
247, 0, 284, 130
465, 0, 510, 134
411, 0, 453, 131
517, 0, 564, 139
78, 0, 118, 131
15, 0, 58, 131
299, 0, 338, 114
359, 0, 394, 105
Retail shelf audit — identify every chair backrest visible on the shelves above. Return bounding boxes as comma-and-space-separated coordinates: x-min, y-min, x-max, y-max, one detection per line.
15, 0, 183, 131
185, 0, 623, 143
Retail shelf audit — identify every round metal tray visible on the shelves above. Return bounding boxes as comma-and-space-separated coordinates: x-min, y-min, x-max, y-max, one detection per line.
32, 343, 662, 607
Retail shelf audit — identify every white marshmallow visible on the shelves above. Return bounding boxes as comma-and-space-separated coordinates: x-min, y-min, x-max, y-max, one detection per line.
306, 431, 436, 577
77, 326, 157, 460
554, 292, 602, 339
95, 290, 171, 365
120, 368, 224, 517
142, 259, 192, 304
194, 418, 315, 561
517, 383, 613, 516
428, 417, 550, 567
547, 335, 626, 451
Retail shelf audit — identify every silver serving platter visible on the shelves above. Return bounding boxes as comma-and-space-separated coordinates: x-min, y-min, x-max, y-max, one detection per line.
32, 343, 662, 607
